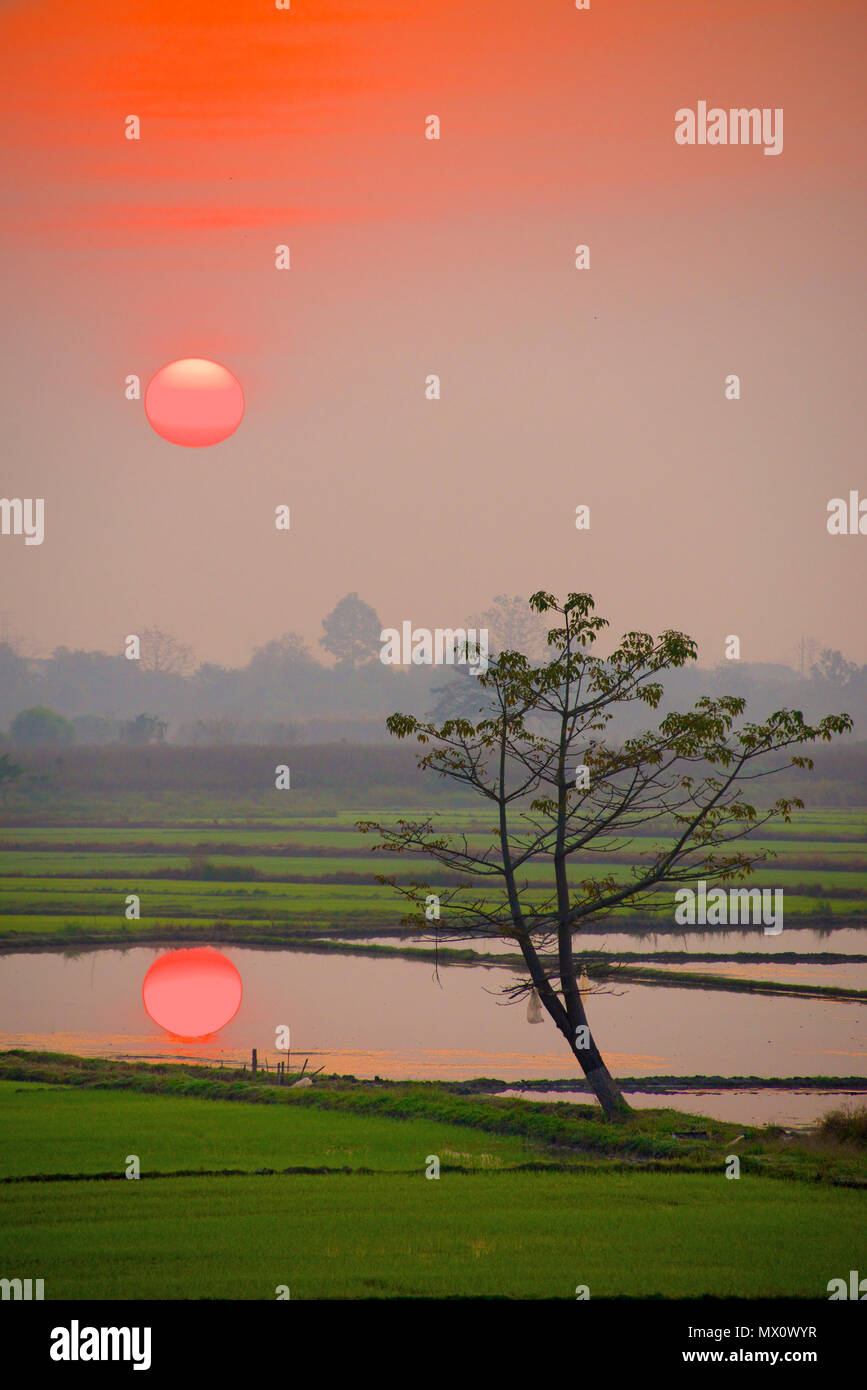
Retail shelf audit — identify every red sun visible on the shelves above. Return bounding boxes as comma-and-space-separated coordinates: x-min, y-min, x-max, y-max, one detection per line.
144, 358, 245, 447
143, 948, 243, 1039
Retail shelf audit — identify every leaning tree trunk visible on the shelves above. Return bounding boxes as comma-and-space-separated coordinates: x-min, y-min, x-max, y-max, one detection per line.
568, 991, 631, 1121
519, 940, 631, 1121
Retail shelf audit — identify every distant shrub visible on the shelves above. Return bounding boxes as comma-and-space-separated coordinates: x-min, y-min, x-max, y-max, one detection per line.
10, 706, 76, 747
184, 850, 263, 882
817, 1102, 867, 1148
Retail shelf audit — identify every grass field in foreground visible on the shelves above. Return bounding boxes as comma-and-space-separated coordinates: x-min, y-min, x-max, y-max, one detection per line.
0, 1083, 545, 1177
1, 1171, 863, 1299
1, 1064, 865, 1299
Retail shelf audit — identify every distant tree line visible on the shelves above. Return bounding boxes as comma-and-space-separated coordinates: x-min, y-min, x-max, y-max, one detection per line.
1, 592, 866, 746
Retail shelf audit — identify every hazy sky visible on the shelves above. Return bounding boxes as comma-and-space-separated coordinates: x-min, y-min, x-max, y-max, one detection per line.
1, 0, 865, 668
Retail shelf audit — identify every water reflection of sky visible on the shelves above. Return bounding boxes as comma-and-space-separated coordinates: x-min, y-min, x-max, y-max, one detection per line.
330, 928, 867, 956
499, 1090, 865, 1128
1, 947, 864, 1090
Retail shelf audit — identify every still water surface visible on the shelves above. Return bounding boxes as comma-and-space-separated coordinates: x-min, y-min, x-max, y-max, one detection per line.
1, 946, 863, 1125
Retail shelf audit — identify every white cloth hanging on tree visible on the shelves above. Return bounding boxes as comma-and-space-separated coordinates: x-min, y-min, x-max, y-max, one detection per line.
526, 988, 544, 1023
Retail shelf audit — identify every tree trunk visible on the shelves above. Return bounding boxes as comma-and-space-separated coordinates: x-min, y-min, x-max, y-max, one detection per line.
518, 939, 631, 1121
569, 989, 631, 1121
569, 1028, 631, 1120
548, 720, 631, 1122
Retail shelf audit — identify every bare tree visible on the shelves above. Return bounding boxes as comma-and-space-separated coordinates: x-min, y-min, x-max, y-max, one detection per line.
360, 591, 851, 1122
810, 648, 860, 690
467, 593, 551, 663
139, 628, 195, 676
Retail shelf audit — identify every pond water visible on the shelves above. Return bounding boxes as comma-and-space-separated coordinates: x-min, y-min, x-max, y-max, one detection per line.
332, 928, 867, 956
499, 1090, 864, 1128
0, 946, 863, 1129
650, 960, 867, 987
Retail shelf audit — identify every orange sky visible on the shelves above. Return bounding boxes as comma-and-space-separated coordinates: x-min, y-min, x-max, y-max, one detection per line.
1, 0, 865, 667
